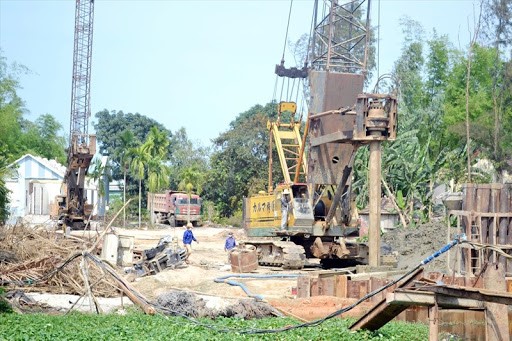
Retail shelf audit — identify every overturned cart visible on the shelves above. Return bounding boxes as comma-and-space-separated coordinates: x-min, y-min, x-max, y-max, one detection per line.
130, 236, 187, 276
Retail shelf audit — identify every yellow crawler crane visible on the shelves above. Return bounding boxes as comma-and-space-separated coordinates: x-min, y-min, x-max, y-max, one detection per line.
243, 102, 366, 269
243, 1, 398, 269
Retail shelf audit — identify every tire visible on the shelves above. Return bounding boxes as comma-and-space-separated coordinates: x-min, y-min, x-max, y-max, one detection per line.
169, 215, 176, 227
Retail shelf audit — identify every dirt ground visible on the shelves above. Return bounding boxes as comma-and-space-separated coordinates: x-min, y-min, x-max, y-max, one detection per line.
109, 220, 452, 321
117, 226, 300, 300
0, 218, 456, 320
382, 219, 451, 272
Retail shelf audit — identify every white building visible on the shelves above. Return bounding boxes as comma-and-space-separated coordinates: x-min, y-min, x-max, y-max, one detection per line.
5, 154, 99, 225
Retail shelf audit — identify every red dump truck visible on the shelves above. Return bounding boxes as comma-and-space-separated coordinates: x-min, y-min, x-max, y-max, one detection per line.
148, 191, 202, 227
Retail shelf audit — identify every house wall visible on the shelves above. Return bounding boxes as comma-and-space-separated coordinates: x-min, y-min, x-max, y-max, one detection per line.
6, 156, 62, 223
5, 154, 101, 224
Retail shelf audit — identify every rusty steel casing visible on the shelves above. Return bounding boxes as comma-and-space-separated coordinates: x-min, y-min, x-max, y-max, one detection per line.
308, 71, 363, 185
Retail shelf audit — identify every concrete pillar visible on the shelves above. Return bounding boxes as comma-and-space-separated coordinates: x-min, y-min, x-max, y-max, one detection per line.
369, 141, 381, 267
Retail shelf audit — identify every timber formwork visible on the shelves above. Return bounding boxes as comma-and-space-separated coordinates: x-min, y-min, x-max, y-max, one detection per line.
447, 184, 512, 277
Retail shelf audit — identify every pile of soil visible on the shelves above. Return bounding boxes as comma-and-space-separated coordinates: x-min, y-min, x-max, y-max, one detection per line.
382, 219, 450, 272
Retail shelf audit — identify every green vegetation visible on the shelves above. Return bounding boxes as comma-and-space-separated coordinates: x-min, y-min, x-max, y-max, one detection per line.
0, 288, 13, 314
0, 312, 428, 341
0, 52, 67, 224
352, 8, 512, 226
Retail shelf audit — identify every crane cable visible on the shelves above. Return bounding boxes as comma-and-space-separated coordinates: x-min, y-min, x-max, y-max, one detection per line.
280, 0, 294, 64
272, 0, 295, 107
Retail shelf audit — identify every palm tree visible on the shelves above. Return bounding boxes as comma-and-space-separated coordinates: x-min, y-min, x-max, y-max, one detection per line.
129, 145, 149, 228
147, 158, 170, 225
89, 157, 110, 218
142, 126, 169, 159
117, 130, 136, 228
141, 126, 170, 225
178, 166, 204, 224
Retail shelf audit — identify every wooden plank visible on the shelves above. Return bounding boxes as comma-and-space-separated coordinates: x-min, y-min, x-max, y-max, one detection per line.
335, 275, 348, 298
370, 277, 390, 302
429, 303, 439, 341
498, 188, 509, 269
347, 280, 360, 298
349, 268, 424, 331
319, 277, 335, 296
358, 280, 369, 300
388, 290, 484, 309
297, 276, 311, 298
420, 284, 512, 305
483, 263, 509, 341
310, 278, 319, 297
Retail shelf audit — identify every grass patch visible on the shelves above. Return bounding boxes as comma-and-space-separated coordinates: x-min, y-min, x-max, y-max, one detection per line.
0, 312, 428, 340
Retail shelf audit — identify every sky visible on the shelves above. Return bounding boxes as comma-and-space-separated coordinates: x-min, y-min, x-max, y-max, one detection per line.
1, 0, 481, 147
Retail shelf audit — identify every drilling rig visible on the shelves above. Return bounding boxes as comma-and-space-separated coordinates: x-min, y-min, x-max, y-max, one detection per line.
55, 0, 96, 230
243, 0, 397, 269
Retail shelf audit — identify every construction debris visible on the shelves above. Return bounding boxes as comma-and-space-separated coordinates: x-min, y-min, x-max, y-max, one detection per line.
155, 290, 280, 319
0, 224, 119, 297
130, 236, 187, 277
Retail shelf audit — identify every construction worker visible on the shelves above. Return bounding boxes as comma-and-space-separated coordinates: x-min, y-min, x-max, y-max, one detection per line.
224, 231, 236, 263
281, 189, 291, 230
182, 222, 198, 264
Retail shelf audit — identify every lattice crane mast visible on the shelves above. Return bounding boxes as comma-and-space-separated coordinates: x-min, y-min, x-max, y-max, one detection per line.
56, 0, 96, 230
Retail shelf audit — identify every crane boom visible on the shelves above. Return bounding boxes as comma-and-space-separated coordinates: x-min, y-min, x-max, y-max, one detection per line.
56, 0, 96, 230
70, 0, 94, 141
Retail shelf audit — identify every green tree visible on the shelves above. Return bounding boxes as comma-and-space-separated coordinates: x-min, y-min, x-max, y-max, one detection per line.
443, 45, 505, 171
116, 129, 138, 227
129, 145, 149, 228
0, 53, 26, 160
142, 126, 171, 225
178, 166, 204, 224
93, 109, 171, 182
19, 114, 66, 164
204, 103, 281, 217
0, 53, 26, 221
167, 127, 209, 191
0, 153, 11, 225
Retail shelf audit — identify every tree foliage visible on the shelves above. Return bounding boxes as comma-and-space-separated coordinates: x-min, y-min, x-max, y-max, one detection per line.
167, 127, 209, 192
203, 103, 282, 217
94, 109, 171, 177
0, 53, 66, 223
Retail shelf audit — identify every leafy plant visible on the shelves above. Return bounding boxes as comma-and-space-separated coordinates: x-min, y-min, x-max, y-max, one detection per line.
0, 288, 13, 314
0, 312, 429, 340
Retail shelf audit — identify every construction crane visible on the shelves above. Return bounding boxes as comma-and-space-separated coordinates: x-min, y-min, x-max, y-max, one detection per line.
55, 0, 96, 230
243, 0, 397, 269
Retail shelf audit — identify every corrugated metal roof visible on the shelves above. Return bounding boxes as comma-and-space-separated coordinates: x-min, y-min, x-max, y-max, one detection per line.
8, 154, 66, 178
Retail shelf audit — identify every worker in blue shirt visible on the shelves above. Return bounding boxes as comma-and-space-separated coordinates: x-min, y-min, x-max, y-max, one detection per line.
183, 222, 198, 264
224, 231, 236, 263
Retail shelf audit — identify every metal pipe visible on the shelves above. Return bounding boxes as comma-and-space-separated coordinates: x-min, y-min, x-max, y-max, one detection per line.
369, 141, 381, 267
